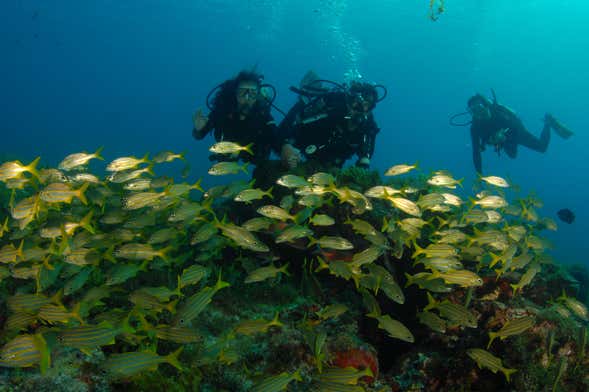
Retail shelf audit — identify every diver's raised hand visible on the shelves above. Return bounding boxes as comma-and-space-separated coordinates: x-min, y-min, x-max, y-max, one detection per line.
193, 108, 208, 132
281, 144, 302, 170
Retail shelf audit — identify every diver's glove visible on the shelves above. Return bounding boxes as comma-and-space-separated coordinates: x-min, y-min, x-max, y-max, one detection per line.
193, 108, 208, 129
356, 157, 370, 168
281, 143, 302, 170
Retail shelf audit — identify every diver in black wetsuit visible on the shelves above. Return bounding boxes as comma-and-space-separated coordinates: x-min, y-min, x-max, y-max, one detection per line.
467, 92, 573, 174
279, 75, 385, 170
192, 70, 282, 166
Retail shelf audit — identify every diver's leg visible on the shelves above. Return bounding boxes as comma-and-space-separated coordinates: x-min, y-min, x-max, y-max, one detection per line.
546, 113, 574, 138
515, 123, 550, 153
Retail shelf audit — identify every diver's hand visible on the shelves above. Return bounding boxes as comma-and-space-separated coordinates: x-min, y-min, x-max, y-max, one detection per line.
281, 144, 302, 170
193, 108, 208, 131
356, 157, 370, 169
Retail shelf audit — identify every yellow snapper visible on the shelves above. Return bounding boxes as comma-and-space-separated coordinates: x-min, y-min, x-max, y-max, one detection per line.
0, 157, 41, 182
307, 171, 335, 186
316, 304, 348, 320
487, 316, 535, 348
257, 205, 295, 222
105, 348, 183, 378
389, 197, 422, 217
480, 175, 510, 188
309, 236, 354, 251
364, 185, 402, 199
174, 274, 230, 326
429, 269, 483, 287
106, 153, 149, 172
216, 221, 269, 252
275, 225, 313, 243
384, 162, 418, 176
39, 182, 89, 205
412, 242, 458, 259
427, 173, 462, 188
473, 195, 508, 209
244, 263, 289, 283
425, 293, 477, 328
209, 141, 253, 155
234, 187, 273, 203
123, 191, 167, 210
115, 243, 171, 262
467, 348, 517, 382
251, 370, 302, 392
370, 314, 414, 342
153, 150, 185, 163
107, 165, 154, 183
234, 313, 283, 335
276, 174, 309, 188
0, 240, 24, 264
208, 161, 248, 176
309, 214, 335, 226
123, 178, 152, 191
417, 311, 447, 333
58, 147, 104, 171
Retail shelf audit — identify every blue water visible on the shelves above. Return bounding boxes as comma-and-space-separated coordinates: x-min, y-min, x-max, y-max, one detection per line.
1, 1, 586, 266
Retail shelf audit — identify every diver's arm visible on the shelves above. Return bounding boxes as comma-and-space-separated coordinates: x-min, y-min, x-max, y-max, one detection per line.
264, 112, 283, 154
278, 100, 305, 143
471, 126, 483, 174
356, 119, 379, 167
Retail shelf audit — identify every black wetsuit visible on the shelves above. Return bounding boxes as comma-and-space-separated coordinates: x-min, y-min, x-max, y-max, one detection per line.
280, 91, 379, 168
470, 104, 550, 174
193, 103, 280, 166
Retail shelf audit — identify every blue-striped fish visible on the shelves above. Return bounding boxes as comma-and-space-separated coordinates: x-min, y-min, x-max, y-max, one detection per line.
106, 261, 149, 286
38, 303, 84, 325
7, 291, 62, 313
316, 382, 366, 391
178, 264, 209, 289
105, 347, 183, 377
0, 240, 24, 264
467, 348, 517, 382
173, 273, 230, 326
0, 333, 50, 373
134, 285, 181, 302
4, 312, 37, 332
0, 217, 9, 238
319, 367, 373, 385
129, 291, 177, 315
115, 243, 171, 262
370, 314, 414, 343
251, 369, 302, 392
234, 313, 283, 335
244, 263, 289, 284
57, 320, 134, 353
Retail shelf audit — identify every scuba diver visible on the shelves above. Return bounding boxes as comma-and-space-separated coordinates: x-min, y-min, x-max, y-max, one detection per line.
192, 70, 283, 167
451, 90, 574, 174
279, 71, 386, 170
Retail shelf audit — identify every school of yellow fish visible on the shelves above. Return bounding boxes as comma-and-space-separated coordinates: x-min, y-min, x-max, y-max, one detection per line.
0, 144, 586, 390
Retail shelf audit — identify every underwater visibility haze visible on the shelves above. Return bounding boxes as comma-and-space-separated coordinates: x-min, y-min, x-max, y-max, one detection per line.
0, 1, 588, 391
